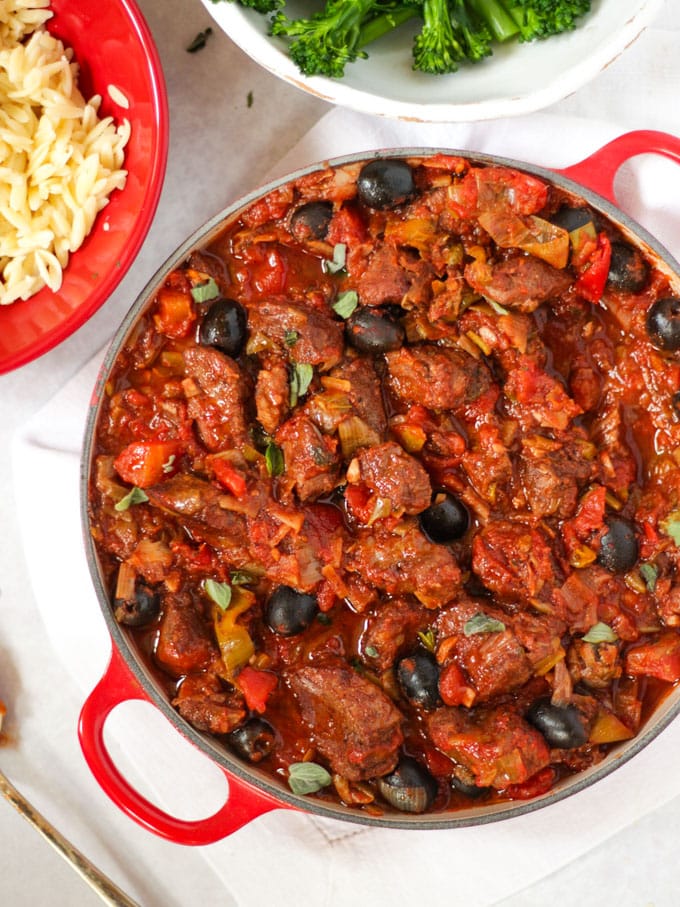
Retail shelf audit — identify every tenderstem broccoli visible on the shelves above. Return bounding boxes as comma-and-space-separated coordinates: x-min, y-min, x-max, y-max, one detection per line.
227, 0, 592, 79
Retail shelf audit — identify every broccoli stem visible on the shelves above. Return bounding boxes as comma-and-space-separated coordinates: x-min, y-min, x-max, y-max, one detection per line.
358, 6, 421, 50
467, 0, 518, 42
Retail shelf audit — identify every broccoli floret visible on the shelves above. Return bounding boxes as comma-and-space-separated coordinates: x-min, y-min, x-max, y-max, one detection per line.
503, 0, 591, 40
271, 0, 411, 79
225, 0, 284, 13
412, 0, 492, 74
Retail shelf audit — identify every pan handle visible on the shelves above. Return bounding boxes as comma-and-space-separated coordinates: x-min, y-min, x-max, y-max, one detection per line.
555, 130, 680, 205
78, 646, 290, 845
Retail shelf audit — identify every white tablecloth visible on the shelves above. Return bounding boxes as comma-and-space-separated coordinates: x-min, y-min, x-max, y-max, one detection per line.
2, 2, 680, 905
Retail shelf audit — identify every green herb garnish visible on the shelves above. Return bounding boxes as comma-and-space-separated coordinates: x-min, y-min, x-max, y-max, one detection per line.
247, 90, 254, 108
289, 362, 314, 407
230, 570, 255, 586
204, 579, 232, 611
332, 290, 358, 319
288, 761, 332, 796
265, 441, 284, 477
284, 329, 299, 347
191, 277, 220, 303
114, 486, 148, 512
583, 622, 618, 644
463, 613, 506, 637
365, 645, 379, 658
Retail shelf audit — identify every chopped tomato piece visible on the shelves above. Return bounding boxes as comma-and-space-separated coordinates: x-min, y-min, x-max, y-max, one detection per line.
237, 666, 278, 714
209, 458, 247, 497
113, 440, 183, 488
504, 766, 555, 801
439, 661, 476, 707
153, 286, 196, 338
625, 632, 680, 683
574, 232, 612, 303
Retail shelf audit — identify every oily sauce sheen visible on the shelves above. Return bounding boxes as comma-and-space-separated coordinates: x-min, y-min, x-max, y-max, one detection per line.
89, 154, 680, 817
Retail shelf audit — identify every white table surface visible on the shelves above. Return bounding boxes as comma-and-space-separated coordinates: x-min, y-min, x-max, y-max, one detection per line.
1, 1, 680, 904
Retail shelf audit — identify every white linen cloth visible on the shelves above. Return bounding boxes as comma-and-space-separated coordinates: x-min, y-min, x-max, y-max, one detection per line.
11, 106, 680, 907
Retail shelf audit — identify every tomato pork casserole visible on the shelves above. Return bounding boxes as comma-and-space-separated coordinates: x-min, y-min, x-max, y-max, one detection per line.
88, 154, 680, 816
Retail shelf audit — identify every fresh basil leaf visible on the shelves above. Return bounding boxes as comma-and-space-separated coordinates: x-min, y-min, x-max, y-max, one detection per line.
582, 621, 618, 644
660, 511, 680, 546
365, 645, 379, 658
115, 486, 148, 511
265, 441, 284, 477
463, 613, 506, 637
288, 761, 332, 796
639, 562, 659, 593
230, 570, 254, 586
204, 579, 232, 611
191, 277, 220, 303
323, 243, 346, 275
284, 330, 299, 347
290, 362, 314, 408
417, 629, 436, 652
332, 290, 359, 320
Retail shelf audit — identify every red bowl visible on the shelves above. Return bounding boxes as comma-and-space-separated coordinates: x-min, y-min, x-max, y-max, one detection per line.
0, 0, 168, 375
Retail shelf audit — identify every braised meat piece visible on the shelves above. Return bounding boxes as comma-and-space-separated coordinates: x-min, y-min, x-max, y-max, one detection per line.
330, 357, 387, 436
465, 254, 572, 313
275, 412, 341, 502
471, 520, 559, 604
174, 674, 246, 735
255, 358, 290, 434
385, 345, 493, 414
426, 705, 551, 789
349, 441, 432, 516
155, 592, 218, 677
360, 598, 430, 672
289, 665, 404, 781
344, 518, 461, 609
517, 435, 595, 521
247, 298, 344, 370
183, 346, 249, 451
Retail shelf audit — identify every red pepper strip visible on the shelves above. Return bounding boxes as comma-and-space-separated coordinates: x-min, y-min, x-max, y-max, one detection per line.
504, 766, 556, 801
237, 666, 278, 714
574, 232, 612, 303
438, 661, 476, 708
113, 440, 183, 487
210, 458, 247, 497
625, 632, 680, 683
153, 285, 196, 338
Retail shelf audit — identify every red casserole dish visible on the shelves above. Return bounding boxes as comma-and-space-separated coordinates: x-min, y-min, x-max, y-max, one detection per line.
80, 130, 680, 844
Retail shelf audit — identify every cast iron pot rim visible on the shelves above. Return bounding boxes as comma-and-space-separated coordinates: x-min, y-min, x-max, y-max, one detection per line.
80, 146, 680, 830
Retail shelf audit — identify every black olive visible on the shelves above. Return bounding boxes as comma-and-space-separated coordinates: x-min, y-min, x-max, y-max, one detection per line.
377, 756, 438, 814
450, 773, 490, 799
672, 390, 680, 418
345, 307, 404, 354
265, 585, 318, 636
550, 205, 594, 233
597, 517, 639, 574
419, 492, 470, 544
227, 718, 276, 763
289, 201, 334, 241
199, 298, 248, 357
114, 582, 160, 627
526, 697, 588, 749
357, 159, 415, 210
397, 650, 441, 710
646, 297, 680, 351
606, 241, 649, 293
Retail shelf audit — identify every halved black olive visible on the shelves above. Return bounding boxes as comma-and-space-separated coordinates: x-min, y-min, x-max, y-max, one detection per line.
526, 697, 588, 749
199, 297, 248, 357
550, 205, 594, 232
377, 756, 438, 814
397, 650, 441, 710
419, 492, 470, 544
227, 718, 276, 763
606, 241, 649, 293
450, 773, 490, 799
598, 517, 639, 574
114, 582, 160, 627
357, 159, 415, 210
345, 307, 404, 354
646, 296, 680, 351
290, 201, 333, 241
266, 585, 318, 636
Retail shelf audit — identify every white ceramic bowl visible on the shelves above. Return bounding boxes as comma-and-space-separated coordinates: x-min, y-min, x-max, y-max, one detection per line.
201, 0, 663, 123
